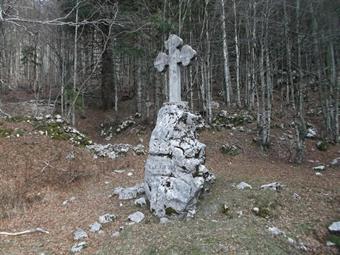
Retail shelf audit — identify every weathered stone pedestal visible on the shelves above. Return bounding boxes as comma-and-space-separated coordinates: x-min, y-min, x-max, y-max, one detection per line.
144, 102, 215, 218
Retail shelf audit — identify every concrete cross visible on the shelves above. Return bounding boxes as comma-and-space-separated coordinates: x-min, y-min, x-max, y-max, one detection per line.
154, 34, 197, 103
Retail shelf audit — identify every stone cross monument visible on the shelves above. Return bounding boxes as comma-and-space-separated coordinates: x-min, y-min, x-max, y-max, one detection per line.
144, 34, 215, 220
154, 34, 197, 102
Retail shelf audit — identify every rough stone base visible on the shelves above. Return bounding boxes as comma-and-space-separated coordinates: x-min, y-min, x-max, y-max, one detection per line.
144, 102, 214, 218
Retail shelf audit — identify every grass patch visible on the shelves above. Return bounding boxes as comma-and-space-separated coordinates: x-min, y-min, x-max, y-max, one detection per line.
328, 234, 340, 247
0, 127, 13, 137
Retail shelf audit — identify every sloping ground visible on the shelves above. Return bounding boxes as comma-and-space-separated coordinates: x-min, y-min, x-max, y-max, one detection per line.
0, 119, 339, 255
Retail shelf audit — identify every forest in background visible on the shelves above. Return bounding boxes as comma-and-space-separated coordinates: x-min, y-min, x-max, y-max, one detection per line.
0, 0, 339, 162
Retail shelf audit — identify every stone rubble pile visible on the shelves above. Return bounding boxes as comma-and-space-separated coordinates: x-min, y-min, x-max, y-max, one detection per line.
212, 110, 254, 129
100, 113, 142, 140
86, 143, 145, 159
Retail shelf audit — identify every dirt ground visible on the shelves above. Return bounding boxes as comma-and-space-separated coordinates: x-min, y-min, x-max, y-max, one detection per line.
0, 118, 339, 254
0, 99, 339, 254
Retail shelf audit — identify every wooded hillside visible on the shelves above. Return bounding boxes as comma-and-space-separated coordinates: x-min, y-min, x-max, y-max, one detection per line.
0, 0, 339, 162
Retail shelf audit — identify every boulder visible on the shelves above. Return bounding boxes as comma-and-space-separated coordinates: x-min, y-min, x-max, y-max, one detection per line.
144, 102, 214, 218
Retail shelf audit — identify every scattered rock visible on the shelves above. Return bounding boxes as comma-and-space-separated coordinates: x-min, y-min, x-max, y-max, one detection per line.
252, 207, 260, 214
268, 227, 285, 237
316, 141, 328, 151
260, 182, 282, 191
287, 237, 296, 245
73, 228, 88, 241
220, 143, 241, 156
159, 217, 170, 224
62, 196, 76, 206
128, 211, 145, 223
87, 143, 131, 159
315, 172, 323, 176
252, 207, 270, 218
292, 193, 301, 200
98, 213, 116, 224
313, 165, 326, 171
328, 221, 340, 233
306, 127, 317, 138
89, 222, 102, 233
326, 241, 336, 246
330, 157, 340, 167
236, 211, 243, 218
113, 169, 126, 174
66, 151, 75, 160
133, 144, 145, 155
71, 241, 87, 253
236, 181, 252, 190
113, 183, 145, 200
112, 231, 120, 238
134, 197, 147, 207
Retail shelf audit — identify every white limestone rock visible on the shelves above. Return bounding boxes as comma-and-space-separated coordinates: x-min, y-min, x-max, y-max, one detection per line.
73, 228, 88, 241
98, 213, 116, 224
328, 221, 340, 233
128, 211, 145, 223
89, 222, 102, 233
134, 197, 147, 207
306, 128, 317, 138
236, 182, 252, 190
144, 103, 214, 218
268, 227, 285, 237
313, 165, 326, 171
113, 183, 145, 200
260, 182, 282, 191
71, 242, 87, 253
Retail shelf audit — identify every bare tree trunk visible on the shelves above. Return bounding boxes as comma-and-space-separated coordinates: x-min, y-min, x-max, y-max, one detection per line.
250, 1, 257, 109
294, 0, 306, 163
220, 0, 231, 107
233, 0, 241, 107
330, 40, 338, 142
71, 1, 79, 125
206, 22, 212, 124
137, 57, 142, 114
283, 0, 295, 109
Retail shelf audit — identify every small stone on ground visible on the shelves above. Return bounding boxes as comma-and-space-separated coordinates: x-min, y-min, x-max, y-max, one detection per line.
134, 197, 146, 207
128, 211, 145, 223
98, 213, 116, 224
236, 182, 252, 190
71, 241, 87, 253
73, 228, 88, 241
89, 222, 102, 233
328, 221, 340, 233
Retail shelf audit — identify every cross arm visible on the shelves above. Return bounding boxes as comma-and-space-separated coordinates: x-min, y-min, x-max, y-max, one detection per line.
154, 52, 169, 72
